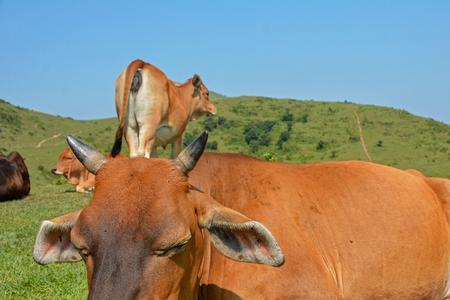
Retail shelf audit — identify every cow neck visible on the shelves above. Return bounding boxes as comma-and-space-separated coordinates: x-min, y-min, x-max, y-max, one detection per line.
68, 159, 81, 185
172, 81, 196, 121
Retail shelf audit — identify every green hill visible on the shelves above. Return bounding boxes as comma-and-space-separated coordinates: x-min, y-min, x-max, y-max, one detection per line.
0, 96, 449, 299
209, 90, 226, 99
2, 96, 449, 179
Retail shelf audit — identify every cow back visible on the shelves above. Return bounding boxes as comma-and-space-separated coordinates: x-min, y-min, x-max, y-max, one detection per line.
190, 153, 450, 300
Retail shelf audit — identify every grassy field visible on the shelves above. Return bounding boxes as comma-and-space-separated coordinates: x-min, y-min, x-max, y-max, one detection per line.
0, 96, 449, 299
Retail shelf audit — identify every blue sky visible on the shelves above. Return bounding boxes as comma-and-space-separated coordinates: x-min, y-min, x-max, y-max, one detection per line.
0, 1, 449, 123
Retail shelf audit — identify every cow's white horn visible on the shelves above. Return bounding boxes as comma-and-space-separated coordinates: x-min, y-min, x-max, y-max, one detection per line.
175, 131, 208, 175
66, 135, 107, 175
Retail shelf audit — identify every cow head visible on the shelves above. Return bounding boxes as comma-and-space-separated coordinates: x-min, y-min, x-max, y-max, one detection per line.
52, 147, 86, 185
34, 132, 284, 299
190, 74, 217, 119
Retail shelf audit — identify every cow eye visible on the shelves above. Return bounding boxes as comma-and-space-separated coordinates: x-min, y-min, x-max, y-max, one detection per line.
154, 238, 190, 257
79, 248, 89, 256
77, 248, 90, 261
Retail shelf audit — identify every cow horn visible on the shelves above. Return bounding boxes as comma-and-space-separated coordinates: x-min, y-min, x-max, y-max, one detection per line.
66, 135, 107, 175
175, 131, 208, 175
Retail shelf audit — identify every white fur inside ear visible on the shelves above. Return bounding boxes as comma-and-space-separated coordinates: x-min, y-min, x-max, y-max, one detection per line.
207, 220, 285, 267
33, 220, 82, 265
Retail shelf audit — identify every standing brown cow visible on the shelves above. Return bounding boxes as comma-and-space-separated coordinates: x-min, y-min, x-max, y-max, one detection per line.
111, 59, 217, 158
0, 151, 30, 201
34, 133, 450, 299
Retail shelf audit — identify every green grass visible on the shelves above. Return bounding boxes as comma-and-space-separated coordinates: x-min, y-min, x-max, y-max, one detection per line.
0, 96, 449, 299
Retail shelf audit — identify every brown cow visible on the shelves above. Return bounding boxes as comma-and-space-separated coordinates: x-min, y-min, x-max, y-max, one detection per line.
0, 151, 30, 201
111, 59, 217, 159
52, 147, 95, 193
34, 133, 450, 299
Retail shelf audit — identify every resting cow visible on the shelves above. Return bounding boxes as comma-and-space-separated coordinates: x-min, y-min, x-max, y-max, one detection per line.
0, 151, 30, 201
111, 59, 217, 158
34, 133, 450, 299
52, 147, 95, 193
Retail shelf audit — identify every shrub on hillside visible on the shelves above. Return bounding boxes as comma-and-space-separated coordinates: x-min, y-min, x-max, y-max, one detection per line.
327, 107, 337, 115
277, 131, 291, 149
183, 132, 198, 147
316, 140, 327, 150
297, 113, 309, 123
349, 135, 359, 143
202, 116, 227, 132
281, 111, 294, 122
203, 117, 218, 132
0, 110, 22, 128
218, 116, 226, 126
281, 110, 294, 133
244, 120, 276, 153
262, 152, 277, 162
362, 117, 374, 126
206, 141, 218, 150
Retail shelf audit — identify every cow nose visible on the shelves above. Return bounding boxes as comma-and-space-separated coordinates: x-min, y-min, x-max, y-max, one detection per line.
51, 168, 58, 175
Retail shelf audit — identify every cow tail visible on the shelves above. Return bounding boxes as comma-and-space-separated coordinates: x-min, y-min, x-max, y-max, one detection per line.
111, 125, 124, 157
111, 59, 145, 157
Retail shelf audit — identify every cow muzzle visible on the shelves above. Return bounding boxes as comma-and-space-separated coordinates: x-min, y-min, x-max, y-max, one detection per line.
208, 106, 217, 116
51, 168, 63, 175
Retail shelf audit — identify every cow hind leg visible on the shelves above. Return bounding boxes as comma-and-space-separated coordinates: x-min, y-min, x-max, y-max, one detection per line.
125, 126, 140, 157
171, 137, 182, 159
132, 73, 160, 158
136, 125, 157, 158
136, 116, 160, 158
150, 145, 158, 158
141, 135, 155, 158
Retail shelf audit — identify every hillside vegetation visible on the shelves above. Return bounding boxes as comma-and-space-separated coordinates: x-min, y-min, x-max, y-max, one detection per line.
0, 96, 449, 299
1, 96, 449, 179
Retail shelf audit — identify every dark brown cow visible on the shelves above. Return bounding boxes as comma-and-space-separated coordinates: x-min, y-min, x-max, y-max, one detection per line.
33, 133, 450, 299
0, 151, 30, 201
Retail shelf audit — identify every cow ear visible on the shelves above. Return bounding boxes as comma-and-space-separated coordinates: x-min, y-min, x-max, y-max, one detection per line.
190, 190, 284, 267
192, 74, 202, 89
33, 210, 82, 265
